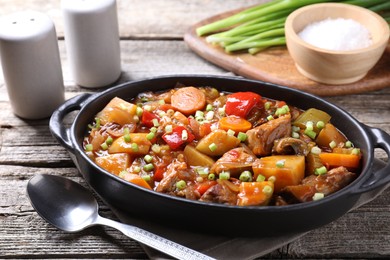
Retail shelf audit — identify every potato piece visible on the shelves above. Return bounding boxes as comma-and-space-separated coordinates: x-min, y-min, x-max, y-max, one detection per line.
184, 145, 215, 167
196, 129, 240, 156
252, 155, 305, 192
121, 172, 152, 190
316, 123, 347, 148
109, 133, 152, 155
95, 153, 130, 175
96, 97, 138, 125
237, 181, 274, 206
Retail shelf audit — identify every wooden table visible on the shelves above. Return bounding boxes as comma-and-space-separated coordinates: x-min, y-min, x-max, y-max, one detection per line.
1, 0, 389, 259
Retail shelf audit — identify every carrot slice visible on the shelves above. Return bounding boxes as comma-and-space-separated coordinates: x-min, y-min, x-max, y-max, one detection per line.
219, 116, 252, 133
319, 153, 361, 169
122, 172, 152, 190
171, 87, 206, 116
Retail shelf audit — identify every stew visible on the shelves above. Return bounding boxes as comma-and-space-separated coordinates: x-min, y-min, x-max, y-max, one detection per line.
83, 85, 361, 206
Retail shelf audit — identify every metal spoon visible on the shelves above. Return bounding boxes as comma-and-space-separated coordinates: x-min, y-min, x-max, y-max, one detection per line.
26, 174, 215, 260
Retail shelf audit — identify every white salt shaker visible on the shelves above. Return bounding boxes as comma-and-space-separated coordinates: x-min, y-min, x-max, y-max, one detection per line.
0, 11, 65, 120
62, 0, 122, 88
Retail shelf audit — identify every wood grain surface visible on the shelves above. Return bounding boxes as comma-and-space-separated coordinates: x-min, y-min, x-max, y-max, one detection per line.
0, 0, 390, 259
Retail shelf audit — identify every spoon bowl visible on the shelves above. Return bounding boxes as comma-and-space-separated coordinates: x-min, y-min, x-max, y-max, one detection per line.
27, 174, 215, 260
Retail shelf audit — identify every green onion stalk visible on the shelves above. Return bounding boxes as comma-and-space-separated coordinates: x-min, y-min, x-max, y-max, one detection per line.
196, 0, 390, 55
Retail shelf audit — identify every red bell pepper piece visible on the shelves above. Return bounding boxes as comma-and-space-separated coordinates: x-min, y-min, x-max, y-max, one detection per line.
162, 125, 195, 150
225, 92, 262, 118
195, 180, 217, 195
141, 110, 159, 127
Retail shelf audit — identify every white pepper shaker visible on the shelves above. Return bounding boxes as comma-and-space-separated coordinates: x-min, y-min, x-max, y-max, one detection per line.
62, 0, 122, 88
0, 11, 65, 120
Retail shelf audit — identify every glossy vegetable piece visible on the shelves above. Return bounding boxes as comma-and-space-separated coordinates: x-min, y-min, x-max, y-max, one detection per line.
108, 133, 152, 155
293, 108, 331, 132
96, 97, 138, 125
120, 172, 152, 190
196, 129, 240, 156
225, 92, 262, 118
319, 153, 361, 169
141, 110, 160, 128
252, 155, 305, 192
183, 145, 215, 167
316, 123, 347, 148
162, 126, 195, 150
170, 86, 206, 116
195, 180, 218, 196
218, 116, 252, 133
95, 153, 130, 175
306, 153, 324, 175
237, 181, 274, 206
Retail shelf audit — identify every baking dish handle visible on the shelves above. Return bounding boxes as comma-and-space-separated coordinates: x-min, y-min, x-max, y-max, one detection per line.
353, 126, 390, 194
49, 93, 93, 153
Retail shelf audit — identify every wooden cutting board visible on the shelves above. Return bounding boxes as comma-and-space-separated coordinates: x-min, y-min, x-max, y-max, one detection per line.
184, 8, 390, 96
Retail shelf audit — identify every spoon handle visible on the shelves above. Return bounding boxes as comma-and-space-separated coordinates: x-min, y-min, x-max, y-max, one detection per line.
96, 215, 215, 260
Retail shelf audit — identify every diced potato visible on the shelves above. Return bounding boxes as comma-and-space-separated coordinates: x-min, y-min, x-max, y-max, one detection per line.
252, 155, 305, 192
237, 181, 274, 206
316, 123, 347, 148
195, 129, 240, 156
95, 153, 130, 175
183, 145, 215, 167
108, 133, 152, 155
96, 97, 138, 125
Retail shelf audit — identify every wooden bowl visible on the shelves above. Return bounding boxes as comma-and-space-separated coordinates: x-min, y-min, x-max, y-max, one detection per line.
285, 3, 389, 85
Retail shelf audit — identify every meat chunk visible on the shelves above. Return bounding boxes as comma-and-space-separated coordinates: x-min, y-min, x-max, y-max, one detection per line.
246, 114, 291, 156
155, 159, 196, 199
200, 179, 238, 205
210, 147, 257, 177
272, 137, 310, 156
281, 166, 356, 203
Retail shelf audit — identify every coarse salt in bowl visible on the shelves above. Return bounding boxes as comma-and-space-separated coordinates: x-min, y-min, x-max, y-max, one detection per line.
285, 3, 390, 85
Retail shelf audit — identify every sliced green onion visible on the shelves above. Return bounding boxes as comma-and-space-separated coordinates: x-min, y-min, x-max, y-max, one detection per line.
165, 125, 173, 133
136, 106, 143, 117
239, 171, 252, 182
264, 101, 272, 110
219, 171, 230, 180
276, 159, 285, 168
315, 166, 328, 175
181, 130, 188, 141
305, 121, 314, 131
144, 154, 153, 163
227, 129, 235, 136
152, 118, 159, 127
206, 104, 213, 111
262, 185, 273, 195
329, 140, 337, 149
312, 192, 324, 201
304, 129, 317, 140
292, 132, 300, 139
292, 125, 300, 132
256, 174, 266, 182
267, 115, 274, 121
351, 148, 360, 155
237, 132, 248, 142
146, 132, 155, 140
268, 176, 276, 183
176, 180, 187, 190
133, 166, 141, 173
105, 136, 113, 145
209, 143, 217, 152
196, 167, 209, 178
119, 171, 127, 179
131, 143, 139, 152
345, 141, 353, 148
316, 121, 325, 130
151, 144, 161, 153
143, 163, 154, 172
100, 142, 108, 150
143, 105, 152, 111
218, 107, 225, 117
142, 175, 151, 182
124, 133, 131, 143
275, 107, 288, 116
205, 111, 215, 120
208, 173, 216, 180
85, 144, 93, 151
311, 146, 321, 155
123, 127, 130, 135
158, 99, 165, 105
